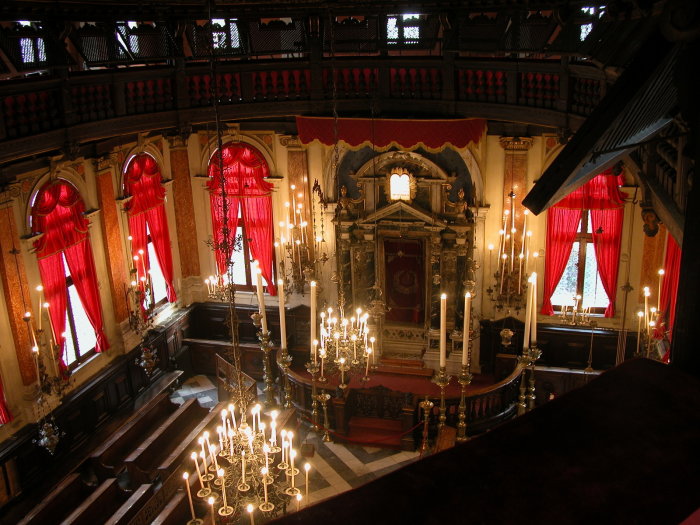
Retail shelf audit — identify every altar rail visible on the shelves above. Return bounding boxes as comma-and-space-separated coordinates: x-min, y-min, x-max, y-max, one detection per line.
0, 57, 604, 163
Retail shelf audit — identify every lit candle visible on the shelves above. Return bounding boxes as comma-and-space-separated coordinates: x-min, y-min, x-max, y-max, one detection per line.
261, 467, 270, 506
255, 263, 268, 333
657, 269, 665, 312
462, 293, 471, 366
304, 462, 311, 503
439, 293, 447, 368
183, 472, 196, 521
36, 285, 43, 331
643, 287, 650, 328
198, 437, 207, 470
296, 493, 302, 512
523, 278, 532, 351
241, 450, 247, 484
218, 468, 228, 509
500, 253, 507, 294
636, 311, 643, 354
228, 428, 234, 457
312, 339, 318, 365
208, 497, 215, 524
278, 278, 287, 350
365, 348, 372, 376
339, 357, 346, 385
209, 444, 219, 472
191, 452, 204, 490
530, 272, 538, 346
290, 449, 297, 489
310, 281, 317, 352
248, 503, 255, 525
228, 403, 237, 429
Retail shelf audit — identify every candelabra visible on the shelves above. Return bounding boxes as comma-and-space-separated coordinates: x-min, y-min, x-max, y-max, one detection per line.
275, 181, 329, 296
314, 306, 374, 389
251, 312, 277, 410
558, 294, 596, 326
125, 248, 160, 376
418, 396, 434, 455
517, 345, 541, 415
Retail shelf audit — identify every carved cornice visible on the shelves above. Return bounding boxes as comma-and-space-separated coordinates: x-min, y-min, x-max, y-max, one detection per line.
279, 135, 303, 149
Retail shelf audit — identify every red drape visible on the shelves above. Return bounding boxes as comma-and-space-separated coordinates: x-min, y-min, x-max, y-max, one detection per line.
124, 153, 177, 302
541, 208, 581, 315
0, 375, 12, 423
660, 234, 681, 341
32, 180, 109, 372
542, 169, 625, 317
296, 117, 486, 151
590, 208, 624, 317
63, 238, 109, 353
207, 143, 277, 295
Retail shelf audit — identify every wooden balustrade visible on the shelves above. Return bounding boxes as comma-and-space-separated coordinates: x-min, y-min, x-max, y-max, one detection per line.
0, 56, 604, 160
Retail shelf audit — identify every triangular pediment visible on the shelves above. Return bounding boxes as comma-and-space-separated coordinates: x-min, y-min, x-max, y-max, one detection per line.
357, 201, 446, 228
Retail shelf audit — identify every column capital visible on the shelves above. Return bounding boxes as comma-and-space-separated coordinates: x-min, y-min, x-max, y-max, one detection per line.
499, 136, 534, 153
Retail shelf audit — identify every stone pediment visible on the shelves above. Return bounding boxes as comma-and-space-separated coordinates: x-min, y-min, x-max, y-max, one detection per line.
357, 201, 446, 229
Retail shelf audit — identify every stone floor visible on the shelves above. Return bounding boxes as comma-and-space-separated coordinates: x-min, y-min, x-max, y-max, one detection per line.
170, 375, 421, 506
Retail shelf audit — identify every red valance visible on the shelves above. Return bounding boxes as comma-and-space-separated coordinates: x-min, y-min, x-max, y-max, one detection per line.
32, 180, 89, 259
123, 153, 165, 216
553, 169, 626, 210
295, 117, 487, 151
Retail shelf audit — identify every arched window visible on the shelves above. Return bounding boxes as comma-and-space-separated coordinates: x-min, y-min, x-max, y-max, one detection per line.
123, 153, 177, 308
207, 142, 277, 295
31, 179, 108, 373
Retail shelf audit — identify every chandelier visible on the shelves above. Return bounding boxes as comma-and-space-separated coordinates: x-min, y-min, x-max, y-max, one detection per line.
183, 403, 310, 522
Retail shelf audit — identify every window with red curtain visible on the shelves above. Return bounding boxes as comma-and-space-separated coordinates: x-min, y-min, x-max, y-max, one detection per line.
31, 179, 109, 374
207, 142, 277, 295
659, 234, 681, 344
542, 169, 625, 317
123, 153, 177, 307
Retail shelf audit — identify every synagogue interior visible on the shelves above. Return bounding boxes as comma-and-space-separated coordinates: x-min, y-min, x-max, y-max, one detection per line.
0, 0, 699, 523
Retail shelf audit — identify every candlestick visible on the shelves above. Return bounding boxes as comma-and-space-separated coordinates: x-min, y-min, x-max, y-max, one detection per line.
217, 468, 233, 516
462, 292, 471, 366
310, 281, 317, 349
255, 263, 268, 333
260, 467, 274, 512
440, 293, 447, 368
278, 278, 287, 350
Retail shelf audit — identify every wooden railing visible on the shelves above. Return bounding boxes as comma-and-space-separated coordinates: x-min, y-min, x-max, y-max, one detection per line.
0, 56, 606, 162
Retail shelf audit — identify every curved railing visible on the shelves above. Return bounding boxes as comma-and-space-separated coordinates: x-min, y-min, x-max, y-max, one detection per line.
285, 359, 524, 444
0, 56, 605, 163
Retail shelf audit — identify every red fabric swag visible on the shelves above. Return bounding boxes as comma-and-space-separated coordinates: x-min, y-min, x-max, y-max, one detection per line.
660, 234, 681, 342
296, 117, 487, 151
207, 143, 277, 295
0, 375, 12, 423
541, 208, 581, 316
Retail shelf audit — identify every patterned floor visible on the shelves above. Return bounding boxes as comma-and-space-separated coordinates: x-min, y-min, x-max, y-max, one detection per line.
170, 375, 421, 506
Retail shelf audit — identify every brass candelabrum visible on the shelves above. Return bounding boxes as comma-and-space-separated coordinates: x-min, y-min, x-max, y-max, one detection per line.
254, 322, 277, 411
431, 367, 451, 429
276, 351, 293, 409
418, 396, 434, 455
517, 345, 541, 416
456, 365, 473, 442
305, 361, 320, 432
316, 392, 332, 442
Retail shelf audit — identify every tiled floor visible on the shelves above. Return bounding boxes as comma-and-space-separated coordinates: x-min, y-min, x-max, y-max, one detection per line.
170, 375, 421, 505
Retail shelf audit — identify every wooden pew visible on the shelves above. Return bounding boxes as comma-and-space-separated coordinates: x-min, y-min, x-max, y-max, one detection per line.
18, 473, 88, 525
151, 492, 189, 525
90, 392, 181, 480
124, 398, 209, 486
56, 477, 153, 525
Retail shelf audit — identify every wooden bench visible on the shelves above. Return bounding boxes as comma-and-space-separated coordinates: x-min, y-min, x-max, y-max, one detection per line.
90, 392, 181, 480
151, 492, 189, 525
58, 478, 153, 525
18, 473, 89, 525
124, 398, 209, 486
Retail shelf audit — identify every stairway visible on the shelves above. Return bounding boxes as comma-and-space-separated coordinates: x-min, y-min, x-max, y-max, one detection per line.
346, 417, 404, 449
375, 356, 434, 378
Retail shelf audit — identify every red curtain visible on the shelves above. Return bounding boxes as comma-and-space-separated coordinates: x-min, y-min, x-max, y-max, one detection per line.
541, 208, 581, 315
63, 238, 109, 353
124, 153, 177, 302
207, 143, 277, 295
0, 376, 12, 423
660, 234, 681, 341
32, 180, 109, 372
590, 208, 624, 317
542, 170, 625, 316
